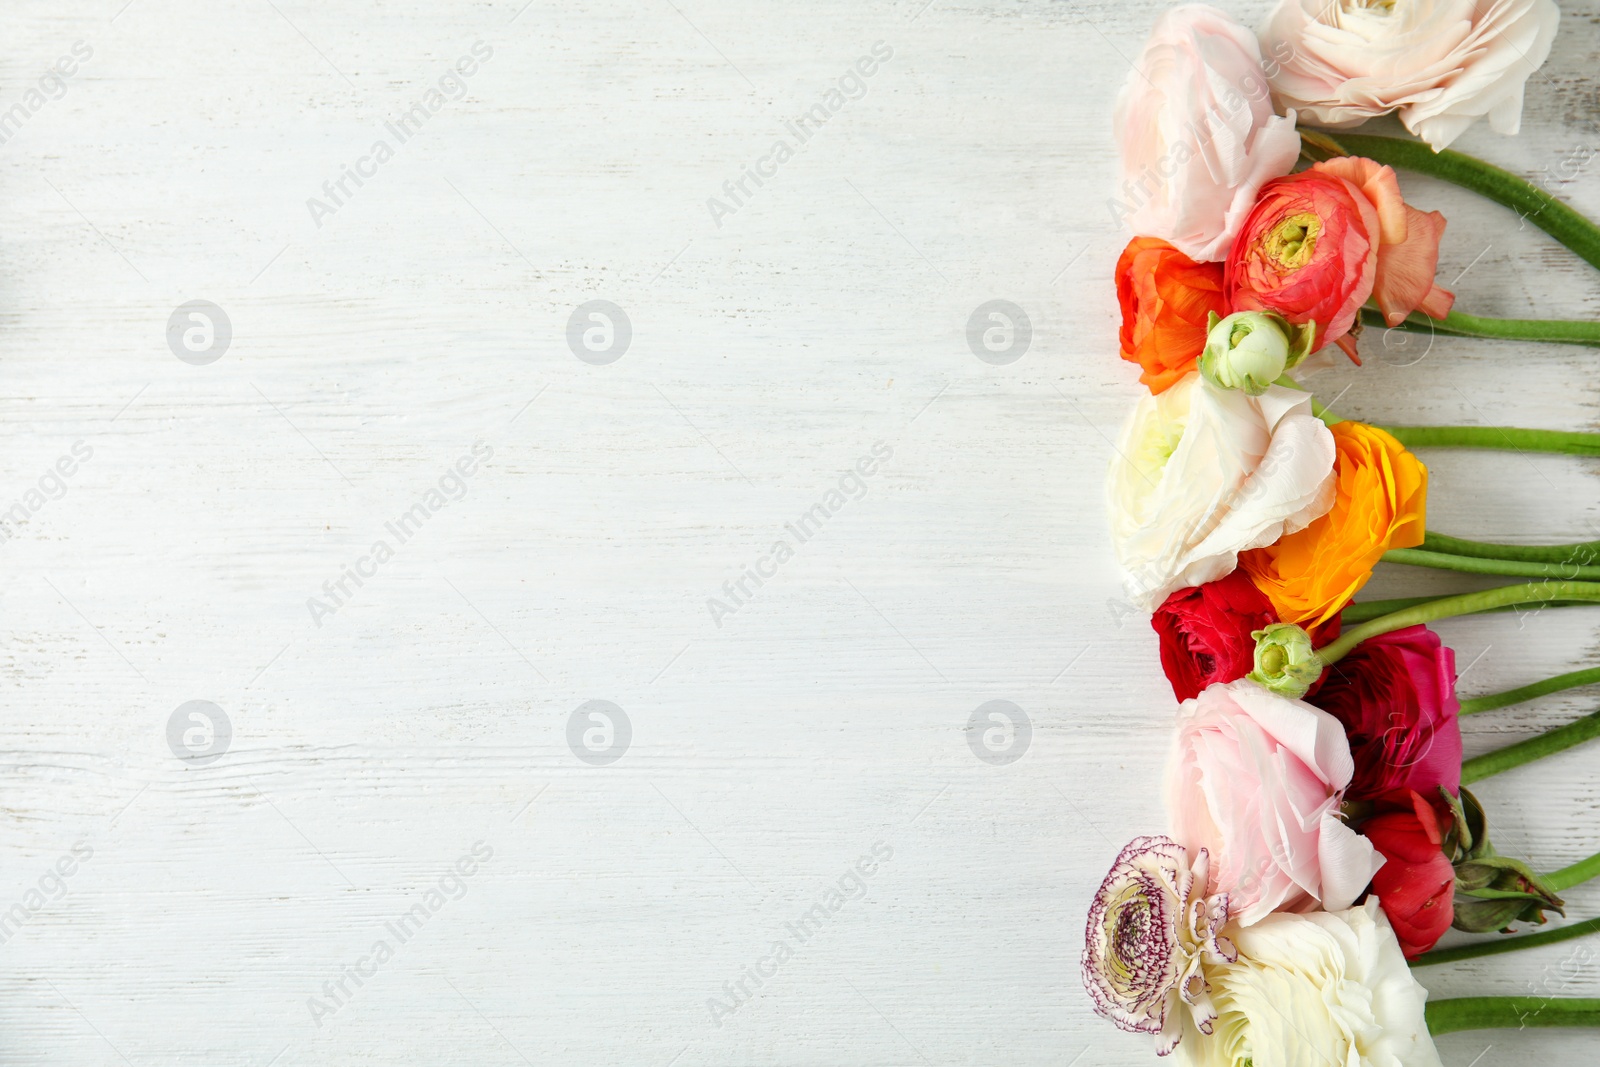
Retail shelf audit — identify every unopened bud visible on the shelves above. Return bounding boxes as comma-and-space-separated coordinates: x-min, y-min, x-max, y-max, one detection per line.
1247, 622, 1322, 699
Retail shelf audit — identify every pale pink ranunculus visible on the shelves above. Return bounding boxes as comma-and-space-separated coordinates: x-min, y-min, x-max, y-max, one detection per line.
1260, 0, 1561, 151
1168, 679, 1382, 926
1112, 4, 1302, 263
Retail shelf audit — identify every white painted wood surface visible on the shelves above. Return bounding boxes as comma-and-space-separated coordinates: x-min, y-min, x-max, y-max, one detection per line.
2, 0, 1600, 1063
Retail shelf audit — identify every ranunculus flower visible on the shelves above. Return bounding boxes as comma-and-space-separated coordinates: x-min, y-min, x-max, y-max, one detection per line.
1241, 420, 1427, 633
1362, 790, 1457, 959
1154, 573, 1341, 701
1312, 156, 1455, 328
1312, 624, 1462, 800
1116, 237, 1228, 394
1260, 0, 1561, 151
1108, 374, 1336, 610
1112, 4, 1301, 262
1225, 169, 1377, 360
1153, 572, 1277, 701
1168, 679, 1382, 926
1225, 158, 1455, 361
1081, 836, 1236, 1054
1174, 900, 1443, 1067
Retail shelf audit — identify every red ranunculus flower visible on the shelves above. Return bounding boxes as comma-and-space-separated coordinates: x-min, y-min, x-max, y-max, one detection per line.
1115, 236, 1228, 394
1152, 571, 1339, 702
1363, 789, 1456, 959
1311, 624, 1462, 800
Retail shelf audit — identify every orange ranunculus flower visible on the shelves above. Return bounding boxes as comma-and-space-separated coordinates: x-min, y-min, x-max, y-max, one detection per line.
1240, 420, 1427, 632
1115, 236, 1227, 394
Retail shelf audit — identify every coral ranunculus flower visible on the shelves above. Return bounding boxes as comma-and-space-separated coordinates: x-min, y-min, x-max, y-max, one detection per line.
1225, 169, 1379, 361
1311, 156, 1455, 329
1225, 158, 1455, 362
1116, 237, 1228, 394
1240, 421, 1427, 633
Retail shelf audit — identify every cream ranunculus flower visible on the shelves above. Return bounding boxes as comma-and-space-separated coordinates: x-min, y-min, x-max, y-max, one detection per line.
1106, 373, 1335, 611
1175, 900, 1443, 1067
1113, 3, 1302, 262
1260, 0, 1561, 151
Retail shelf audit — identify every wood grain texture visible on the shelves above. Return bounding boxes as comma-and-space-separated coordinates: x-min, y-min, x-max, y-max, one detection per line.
1, 0, 1599, 1063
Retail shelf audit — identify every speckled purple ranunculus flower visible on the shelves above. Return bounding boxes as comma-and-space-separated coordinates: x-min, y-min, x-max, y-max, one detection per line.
1081, 836, 1236, 1055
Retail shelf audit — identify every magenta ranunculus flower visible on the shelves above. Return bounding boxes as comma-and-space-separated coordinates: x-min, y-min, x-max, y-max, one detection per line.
1081, 836, 1235, 1055
1310, 624, 1462, 801
1168, 679, 1382, 926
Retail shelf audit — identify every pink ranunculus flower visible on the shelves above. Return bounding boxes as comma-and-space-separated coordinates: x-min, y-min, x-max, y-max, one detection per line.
1112, 4, 1302, 263
1260, 0, 1561, 151
1168, 679, 1382, 926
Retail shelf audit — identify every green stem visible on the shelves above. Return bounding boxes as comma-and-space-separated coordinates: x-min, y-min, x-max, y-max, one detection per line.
1384, 547, 1600, 581
1340, 594, 1596, 625
1461, 667, 1600, 715
1361, 307, 1600, 347
1411, 915, 1600, 967
1547, 849, 1600, 894
1426, 997, 1600, 1034
1422, 531, 1600, 565
1381, 424, 1600, 457
1320, 581, 1600, 664
1460, 711, 1600, 784
1318, 132, 1600, 274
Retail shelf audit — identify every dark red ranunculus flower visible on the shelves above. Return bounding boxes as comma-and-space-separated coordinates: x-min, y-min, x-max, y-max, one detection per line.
1312, 623, 1461, 800
1363, 789, 1456, 959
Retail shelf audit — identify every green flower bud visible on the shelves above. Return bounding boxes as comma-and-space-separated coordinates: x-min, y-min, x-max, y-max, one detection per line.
1247, 623, 1323, 699
1199, 311, 1316, 395
1445, 788, 1566, 934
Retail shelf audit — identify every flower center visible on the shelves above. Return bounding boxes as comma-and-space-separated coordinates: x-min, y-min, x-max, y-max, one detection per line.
1334, 0, 1398, 41
1262, 212, 1321, 270
1135, 414, 1187, 480
1113, 899, 1150, 960
1258, 645, 1286, 675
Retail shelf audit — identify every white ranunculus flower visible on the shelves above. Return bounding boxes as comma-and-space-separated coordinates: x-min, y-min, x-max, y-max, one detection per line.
1261, 0, 1561, 151
1106, 373, 1335, 610
1176, 900, 1443, 1067
1112, 3, 1302, 262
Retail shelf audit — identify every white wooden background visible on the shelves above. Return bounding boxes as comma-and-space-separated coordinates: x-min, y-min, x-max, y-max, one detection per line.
2, 0, 1600, 1063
